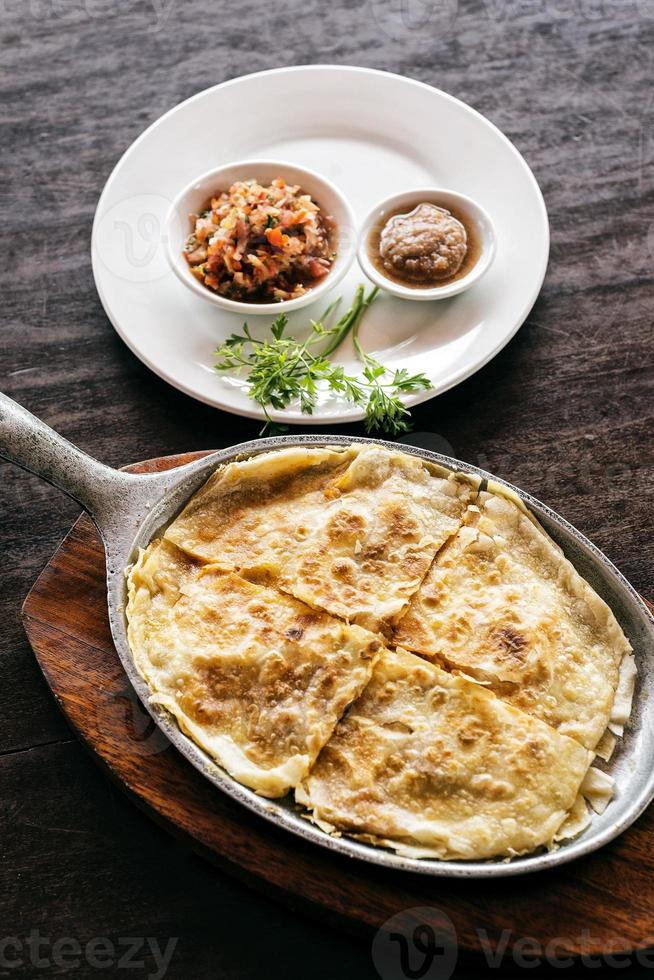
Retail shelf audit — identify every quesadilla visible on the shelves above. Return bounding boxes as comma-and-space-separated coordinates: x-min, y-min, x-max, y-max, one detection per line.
165, 444, 474, 631
296, 648, 592, 860
127, 537, 381, 797
124, 445, 634, 862
394, 491, 633, 750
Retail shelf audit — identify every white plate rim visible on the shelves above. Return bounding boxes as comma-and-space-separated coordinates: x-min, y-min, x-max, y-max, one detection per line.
92, 65, 550, 424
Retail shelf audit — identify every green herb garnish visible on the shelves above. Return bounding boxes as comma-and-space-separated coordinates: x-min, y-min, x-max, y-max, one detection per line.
214, 285, 432, 436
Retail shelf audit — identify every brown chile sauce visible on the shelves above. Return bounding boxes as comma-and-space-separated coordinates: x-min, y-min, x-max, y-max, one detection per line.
367, 201, 481, 289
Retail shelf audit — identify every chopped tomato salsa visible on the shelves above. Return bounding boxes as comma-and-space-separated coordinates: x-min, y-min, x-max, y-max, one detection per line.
183, 177, 336, 302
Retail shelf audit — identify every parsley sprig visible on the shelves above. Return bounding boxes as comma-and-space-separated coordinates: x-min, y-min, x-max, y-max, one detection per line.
214, 285, 432, 436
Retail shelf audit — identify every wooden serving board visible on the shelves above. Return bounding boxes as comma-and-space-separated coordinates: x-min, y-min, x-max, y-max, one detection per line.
21, 452, 654, 959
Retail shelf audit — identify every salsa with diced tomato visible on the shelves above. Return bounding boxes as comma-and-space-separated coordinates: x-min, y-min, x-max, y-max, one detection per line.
183, 177, 337, 303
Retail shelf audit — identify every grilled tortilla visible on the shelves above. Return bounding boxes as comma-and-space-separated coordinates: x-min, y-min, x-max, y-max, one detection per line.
165, 444, 473, 631
127, 538, 381, 797
164, 446, 357, 572
296, 648, 592, 860
394, 492, 633, 750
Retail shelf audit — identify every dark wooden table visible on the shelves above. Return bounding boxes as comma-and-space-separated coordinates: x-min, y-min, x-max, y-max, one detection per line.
1, 2, 652, 977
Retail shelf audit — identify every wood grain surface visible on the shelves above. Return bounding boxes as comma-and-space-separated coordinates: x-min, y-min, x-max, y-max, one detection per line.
20, 450, 654, 966
1, 1, 652, 976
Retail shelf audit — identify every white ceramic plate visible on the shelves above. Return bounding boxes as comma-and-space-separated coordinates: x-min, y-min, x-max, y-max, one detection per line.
92, 66, 549, 425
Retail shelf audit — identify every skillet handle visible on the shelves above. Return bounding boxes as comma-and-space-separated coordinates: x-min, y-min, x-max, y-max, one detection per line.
0, 391, 148, 531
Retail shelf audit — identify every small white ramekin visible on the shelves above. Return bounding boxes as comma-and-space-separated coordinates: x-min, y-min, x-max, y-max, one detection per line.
357, 188, 496, 301
165, 159, 357, 315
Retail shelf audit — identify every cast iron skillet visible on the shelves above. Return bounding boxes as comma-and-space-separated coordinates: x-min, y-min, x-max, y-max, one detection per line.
1, 391, 652, 878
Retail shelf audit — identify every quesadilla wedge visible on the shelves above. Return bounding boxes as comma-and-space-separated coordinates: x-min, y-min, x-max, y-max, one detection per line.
296, 648, 592, 860
127, 538, 382, 797
394, 491, 633, 750
165, 444, 474, 632
164, 445, 357, 571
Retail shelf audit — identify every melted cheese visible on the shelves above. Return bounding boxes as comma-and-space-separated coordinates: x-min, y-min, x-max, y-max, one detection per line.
127, 538, 381, 797
296, 649, 592, 860
394, 492, 633, 750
